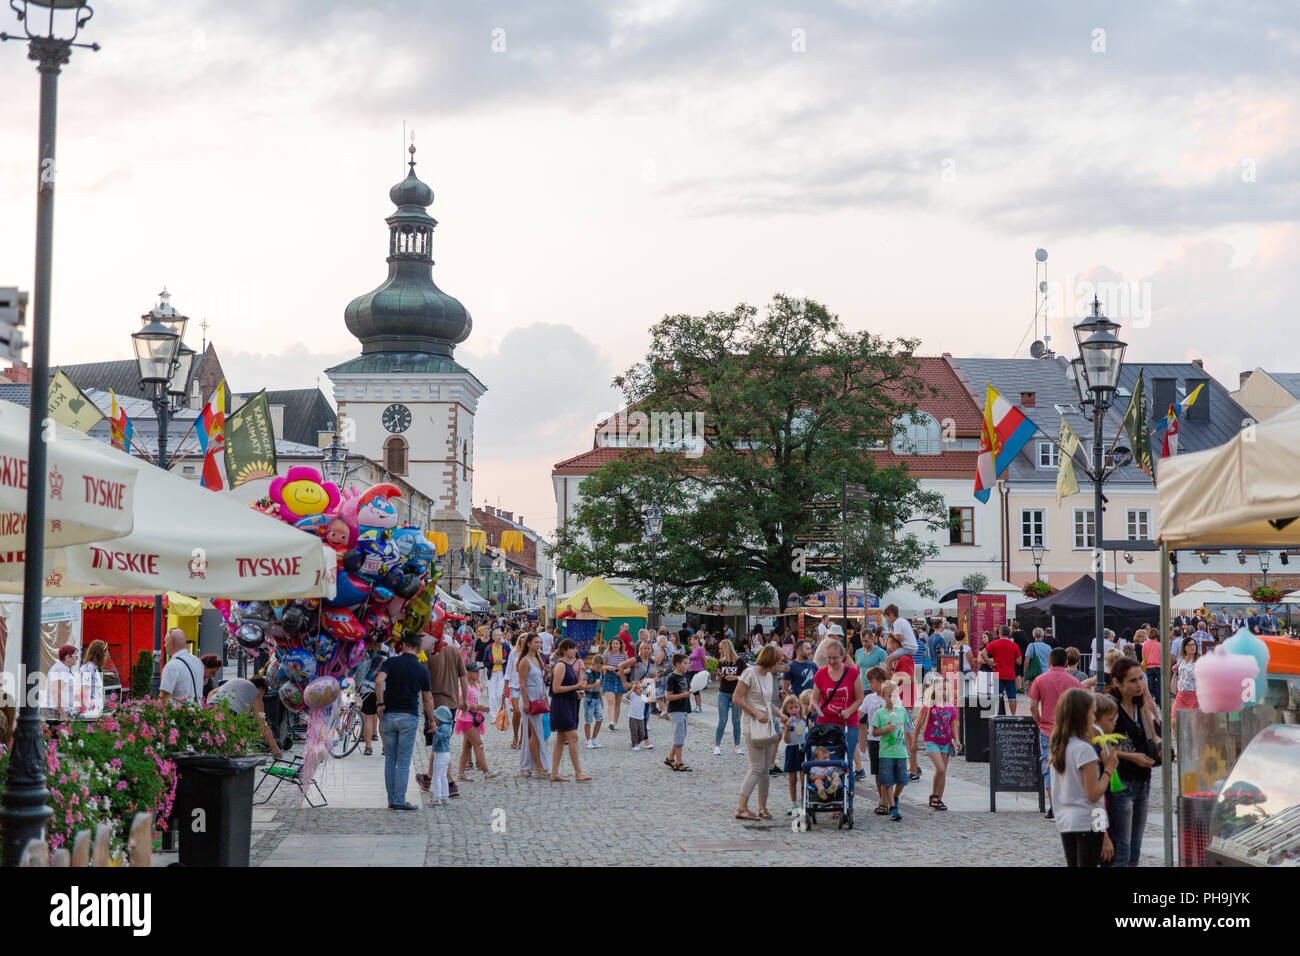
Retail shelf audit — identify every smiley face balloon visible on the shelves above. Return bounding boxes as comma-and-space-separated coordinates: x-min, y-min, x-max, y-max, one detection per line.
268, 466, 342, 523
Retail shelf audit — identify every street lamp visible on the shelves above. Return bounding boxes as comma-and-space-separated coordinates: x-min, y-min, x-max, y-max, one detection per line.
643, 503, 663, 630
1072, 296, 1127, 686
132, 293, 189, 695
0, 0, 99, 869
1030, 544, 1044, 583
1259, 550, 1271, 589
320, 431, 363, 488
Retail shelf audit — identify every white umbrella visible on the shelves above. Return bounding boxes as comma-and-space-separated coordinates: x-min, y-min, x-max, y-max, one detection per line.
0, 410, 335, 600
0, 400, 136, 548
1282, 591, 1300, 605
1174, 578, 1252, 607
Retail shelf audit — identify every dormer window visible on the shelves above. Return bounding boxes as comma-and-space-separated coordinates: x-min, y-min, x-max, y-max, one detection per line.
892, 411, 942, 455
1038, 441, 1059, 468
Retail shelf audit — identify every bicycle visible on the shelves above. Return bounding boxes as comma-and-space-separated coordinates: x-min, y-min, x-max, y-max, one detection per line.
329, 684, 364, 759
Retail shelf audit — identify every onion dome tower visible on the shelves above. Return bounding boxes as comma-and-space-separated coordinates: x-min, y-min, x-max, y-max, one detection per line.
344, 144, 473, 355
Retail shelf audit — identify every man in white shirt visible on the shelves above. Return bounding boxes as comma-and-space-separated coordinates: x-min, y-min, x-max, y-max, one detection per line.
817, 616, 829, 639
1090, 629, 1117, 675
159, 628, 206, 702
883, 604, 917, 663
539, 627, 554, 658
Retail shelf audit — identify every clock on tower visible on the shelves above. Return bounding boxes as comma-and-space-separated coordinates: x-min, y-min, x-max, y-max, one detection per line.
382, 403, 412, 433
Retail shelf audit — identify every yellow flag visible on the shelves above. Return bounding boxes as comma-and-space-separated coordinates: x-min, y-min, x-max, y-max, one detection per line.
1056, 419, 1081, 504
48, 368, 105, 432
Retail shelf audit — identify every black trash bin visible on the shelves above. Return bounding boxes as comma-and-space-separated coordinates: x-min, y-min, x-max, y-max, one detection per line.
962, 703, 990, 763
172, 753, 267, 867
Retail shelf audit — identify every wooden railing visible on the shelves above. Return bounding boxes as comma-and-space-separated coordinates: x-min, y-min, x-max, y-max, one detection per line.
18, 812, 154, 867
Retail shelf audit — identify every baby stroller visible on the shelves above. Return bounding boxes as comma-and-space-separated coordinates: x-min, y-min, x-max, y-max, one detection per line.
800, 724, 854, 830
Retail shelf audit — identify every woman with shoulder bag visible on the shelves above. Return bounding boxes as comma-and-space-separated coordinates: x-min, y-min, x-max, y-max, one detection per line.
732, 644, 785, 821
516, 632, 552, 777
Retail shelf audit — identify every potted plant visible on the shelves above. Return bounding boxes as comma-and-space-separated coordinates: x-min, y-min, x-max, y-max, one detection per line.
1250, 585, 1282, 604
1022, 580, 1056, 599
136, 698, 267, 867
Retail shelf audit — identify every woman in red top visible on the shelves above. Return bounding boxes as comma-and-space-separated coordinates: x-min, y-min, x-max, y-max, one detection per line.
810, 640, 865, 766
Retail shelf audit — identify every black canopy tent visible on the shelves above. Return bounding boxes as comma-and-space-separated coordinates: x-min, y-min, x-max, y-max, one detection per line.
1015, 574, 1160, 654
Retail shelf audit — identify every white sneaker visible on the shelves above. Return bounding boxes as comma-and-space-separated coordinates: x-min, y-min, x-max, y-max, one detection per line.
735, 746, 744, 755
713, 745, 722, 755
586, 739, 595, 749
632, 743, 643, 751
644, 742, 654, 749
593, 738, 603, 748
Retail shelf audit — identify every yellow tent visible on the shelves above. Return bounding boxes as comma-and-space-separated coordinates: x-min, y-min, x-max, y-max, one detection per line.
556, 577, 647, 617
556, 578, 648, 642
166, 591, 202, 647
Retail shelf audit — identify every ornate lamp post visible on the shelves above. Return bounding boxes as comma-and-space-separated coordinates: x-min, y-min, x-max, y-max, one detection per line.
133, 292, 188, 694
1030, 544, 1044, 583
1070, 296, 1126, 684
0, 0, 98, 868
643, 503, 663, 630
1259, 550, 1271, 590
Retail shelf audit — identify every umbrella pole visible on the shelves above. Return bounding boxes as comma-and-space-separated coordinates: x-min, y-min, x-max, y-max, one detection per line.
1160, 541, 1173, 866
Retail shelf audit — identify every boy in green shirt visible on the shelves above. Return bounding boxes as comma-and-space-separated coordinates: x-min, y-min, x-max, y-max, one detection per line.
870, 679, 909, 821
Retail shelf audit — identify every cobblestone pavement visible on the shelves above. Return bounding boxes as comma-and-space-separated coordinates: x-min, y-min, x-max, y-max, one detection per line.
251, 688, 1166, 866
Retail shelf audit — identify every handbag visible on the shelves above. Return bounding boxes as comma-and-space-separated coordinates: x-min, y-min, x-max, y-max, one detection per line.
528, 698, 549, 716
746, 672, 782, 745
495, 707, 509, 730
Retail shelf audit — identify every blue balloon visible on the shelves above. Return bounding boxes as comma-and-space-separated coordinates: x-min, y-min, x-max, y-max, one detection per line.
281, 647, 317, 686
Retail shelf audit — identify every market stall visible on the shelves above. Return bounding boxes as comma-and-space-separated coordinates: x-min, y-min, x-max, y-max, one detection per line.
1157, 399, 1300, 866
0, 400, 136, 550
0, 413, 335, 599
1015, 574, 1159, 657
555, 577, 647, 643
454, 583, 491, 612
79, 593, 202, 682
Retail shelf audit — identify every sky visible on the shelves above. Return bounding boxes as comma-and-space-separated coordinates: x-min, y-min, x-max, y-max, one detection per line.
2, 1, 1299, 537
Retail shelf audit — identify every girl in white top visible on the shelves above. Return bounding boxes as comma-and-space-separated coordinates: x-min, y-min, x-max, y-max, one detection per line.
506, 633, 527, 750
1048, 687, 1118, 867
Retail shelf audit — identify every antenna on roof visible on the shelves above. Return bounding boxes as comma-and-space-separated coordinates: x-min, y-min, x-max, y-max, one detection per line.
1013, 248, 1052, 358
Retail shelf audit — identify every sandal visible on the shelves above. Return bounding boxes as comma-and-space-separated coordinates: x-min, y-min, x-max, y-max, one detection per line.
483, 770, 500, 780
664, 757, 676, 768
457, 774, 472, 781
757, 810, 773, 820
874, 804, 890, 815
928, 795, 940, 808
734, 810, 759, 821
363, 747, 373, 756
674, 763, 693, 772
933, 800, 948, 811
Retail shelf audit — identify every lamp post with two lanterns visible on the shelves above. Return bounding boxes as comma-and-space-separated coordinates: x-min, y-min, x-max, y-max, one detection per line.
131, 289, 195, 695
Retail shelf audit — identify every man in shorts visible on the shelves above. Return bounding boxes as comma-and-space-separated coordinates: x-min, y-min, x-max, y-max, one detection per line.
664, 653, 693, 771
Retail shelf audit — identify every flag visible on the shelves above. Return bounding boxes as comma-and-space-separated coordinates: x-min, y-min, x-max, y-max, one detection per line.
1161, 404, 1180, 458
1056, 419, 1081, 504
47, 368, 105, 433
224, 390, 278, 488
1152, 382, 1205, 440
1121, 372, 1154, 481
974, 385, 1040, 502
197, 380, 227, 490
108, 389, 133, 452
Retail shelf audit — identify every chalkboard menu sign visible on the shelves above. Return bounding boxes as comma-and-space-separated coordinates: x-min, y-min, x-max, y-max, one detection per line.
989, 715, 1046, 812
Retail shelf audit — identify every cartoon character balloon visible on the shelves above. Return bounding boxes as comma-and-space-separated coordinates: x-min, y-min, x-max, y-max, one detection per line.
281, 647, 318, 686
268, 466, 342, 524
302, 675, 341, 709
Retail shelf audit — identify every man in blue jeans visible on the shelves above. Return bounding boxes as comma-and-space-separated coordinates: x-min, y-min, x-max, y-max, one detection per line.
375, 631, 435, 810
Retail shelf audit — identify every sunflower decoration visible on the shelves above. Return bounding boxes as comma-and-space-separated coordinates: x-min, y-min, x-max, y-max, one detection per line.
1199, 746, 1228, 786
1093, 731, 1128, 792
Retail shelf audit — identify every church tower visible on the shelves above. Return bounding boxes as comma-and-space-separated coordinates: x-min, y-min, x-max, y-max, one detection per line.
327, 145, 486, 583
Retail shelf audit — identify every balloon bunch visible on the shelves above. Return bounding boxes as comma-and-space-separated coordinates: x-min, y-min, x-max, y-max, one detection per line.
216, 467, 461, 784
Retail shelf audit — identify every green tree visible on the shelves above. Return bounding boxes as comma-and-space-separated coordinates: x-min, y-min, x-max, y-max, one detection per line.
961, 572, 989, 595
550, 295, 949, 612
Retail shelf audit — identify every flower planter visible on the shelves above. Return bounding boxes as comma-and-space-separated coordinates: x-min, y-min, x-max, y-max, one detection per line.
171, 753, 267, 867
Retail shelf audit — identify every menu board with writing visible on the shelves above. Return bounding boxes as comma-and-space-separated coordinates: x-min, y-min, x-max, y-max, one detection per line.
958, 593, 1007, 643
989, 715, 1045, 812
